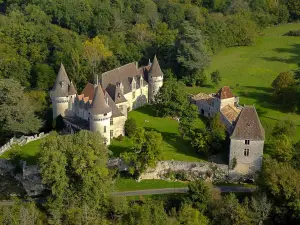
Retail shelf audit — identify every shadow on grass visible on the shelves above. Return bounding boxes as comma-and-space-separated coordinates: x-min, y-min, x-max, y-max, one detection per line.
238, 85, 298, 114
133, 105, 158, 117
260, 44, 300, 65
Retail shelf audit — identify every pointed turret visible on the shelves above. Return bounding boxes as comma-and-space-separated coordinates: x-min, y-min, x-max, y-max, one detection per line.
68, 81, 77, 95
90, 85, 112, 115
51, 63, 71, 98
149, 55, 163, 78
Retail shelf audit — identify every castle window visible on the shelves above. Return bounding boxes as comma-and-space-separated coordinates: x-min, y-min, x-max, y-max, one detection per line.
104, 126, 107, 133
132, 91, 135, 99
110, 130, 113, 139
244, 149, 249, 156
245, 140, 250, 145
110, 118, 113, 125
119, 105, 123, 111
104, 113, 107, 116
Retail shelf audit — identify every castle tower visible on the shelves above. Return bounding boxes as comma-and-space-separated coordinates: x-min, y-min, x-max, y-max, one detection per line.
148, 55, 163, 103
50, 63, 71, 118
89, 85, 112, 145
68, 81, 77, 116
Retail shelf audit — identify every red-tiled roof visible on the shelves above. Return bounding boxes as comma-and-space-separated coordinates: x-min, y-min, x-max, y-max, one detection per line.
216, 86, 234, 99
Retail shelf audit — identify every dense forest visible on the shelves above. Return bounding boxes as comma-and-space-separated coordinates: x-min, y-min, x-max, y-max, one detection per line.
0, 0, 299, 136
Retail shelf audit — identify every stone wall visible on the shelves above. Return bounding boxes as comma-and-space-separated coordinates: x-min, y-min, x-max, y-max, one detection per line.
0, 132, 49, 155
139, 160, 256, 182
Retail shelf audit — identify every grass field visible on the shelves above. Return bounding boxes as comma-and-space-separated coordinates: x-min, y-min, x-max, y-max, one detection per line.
115, 178, 188, 191
186, 23, 300, 142
109, 105, 206, 162
0, 139, 42, 165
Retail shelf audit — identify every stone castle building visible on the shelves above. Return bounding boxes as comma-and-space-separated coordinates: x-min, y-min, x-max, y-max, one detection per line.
191, 87, 265, 174
50, 55, 163, 144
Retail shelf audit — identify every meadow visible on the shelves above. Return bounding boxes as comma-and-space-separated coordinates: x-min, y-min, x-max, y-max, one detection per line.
110, 105, 206, 162
186, 23, 300, 142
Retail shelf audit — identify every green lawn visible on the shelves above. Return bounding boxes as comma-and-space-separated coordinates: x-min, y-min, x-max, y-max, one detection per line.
115, 178, 187, 191
186, 23, 300, 142
110, 105, 206, 162
0, 139, 42, 165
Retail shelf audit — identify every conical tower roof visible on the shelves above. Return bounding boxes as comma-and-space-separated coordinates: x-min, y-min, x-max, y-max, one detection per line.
68, 81, 77, 95
51, 63, 71, 98
90, 85, 112, 115
149, 55, 163, 78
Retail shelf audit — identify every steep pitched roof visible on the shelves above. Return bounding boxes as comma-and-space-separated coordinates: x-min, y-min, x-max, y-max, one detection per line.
149, 55, 163, 78
105, 92, 124, 118
89, 85, 112, 115
101, 62, 141, 94
51, 63, 71, 98
215, 86, 234, 99
105, 84, 127, 104
81, 83, 95, 99
68, 82, 77, 95
231, 106, 265, 140
221, 105, 241, 124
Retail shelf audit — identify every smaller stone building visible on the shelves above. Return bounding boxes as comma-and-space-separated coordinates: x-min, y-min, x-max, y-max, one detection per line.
229, 106, 265, 174
191, 87, 265, 174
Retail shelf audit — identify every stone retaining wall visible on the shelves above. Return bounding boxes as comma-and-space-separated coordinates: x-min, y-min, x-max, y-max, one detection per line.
0, 132, 49, 155
139, 160, 255, 182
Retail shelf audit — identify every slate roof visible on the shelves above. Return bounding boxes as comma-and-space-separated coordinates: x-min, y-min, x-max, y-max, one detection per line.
149, 55, 163, 78
215, 86, 234, 99
51, 63, 71, 98
105, 92, 124, 118
106, 83, 127, 104
89, 85, 112, 115
101, 62, 142, 95
68, 82, 77, 95
231, 106, 265, 140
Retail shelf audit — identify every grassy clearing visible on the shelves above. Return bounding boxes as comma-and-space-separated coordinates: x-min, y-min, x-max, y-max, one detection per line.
115, 178, 188, 191
110, 105, 206, 162
186, 23, 300, 142
0, 139, 42, 165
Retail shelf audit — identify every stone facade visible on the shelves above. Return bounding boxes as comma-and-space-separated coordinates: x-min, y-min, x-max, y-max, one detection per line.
51, 56, 163, 144
191, 87, 265, 174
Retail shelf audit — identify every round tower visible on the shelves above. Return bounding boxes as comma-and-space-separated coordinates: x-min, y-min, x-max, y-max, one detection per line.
89, 85, 112, 145
148, 55, 163, 103
50, 63, 71, 118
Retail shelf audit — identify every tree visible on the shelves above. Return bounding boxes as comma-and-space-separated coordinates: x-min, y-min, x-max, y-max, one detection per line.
211, 70, 222, 86
125, 118, 139, 138
154, 79, 190, 118
249, 194, 272, 224
0, 78, 42, 143
186, 180, 213, 212
292, 141, 300, 170
83, 36, 112, 78
272, 119, 296, 137
176, 22, 210, 86
178, 204, 209, 225
271, 134, 294, 162
210, 193, 253, 225
287, 0, 300, 19
271, 71, 297, 108
257, 158, 300, 223
39, 131, 112, 220
121, 128, 163, 176
179, 104, 199, 138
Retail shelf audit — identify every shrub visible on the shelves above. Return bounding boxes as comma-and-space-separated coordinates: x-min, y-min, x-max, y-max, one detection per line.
284, 30, 300, 36
124, 118, 138, 138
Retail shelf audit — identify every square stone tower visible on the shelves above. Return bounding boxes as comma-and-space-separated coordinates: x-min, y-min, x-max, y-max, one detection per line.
229, 106, 265, 174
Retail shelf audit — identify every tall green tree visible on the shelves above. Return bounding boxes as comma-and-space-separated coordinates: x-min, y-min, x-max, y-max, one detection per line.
39, 131, 112, 221
176, 22, 210, 86
0, 78, 42, 143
